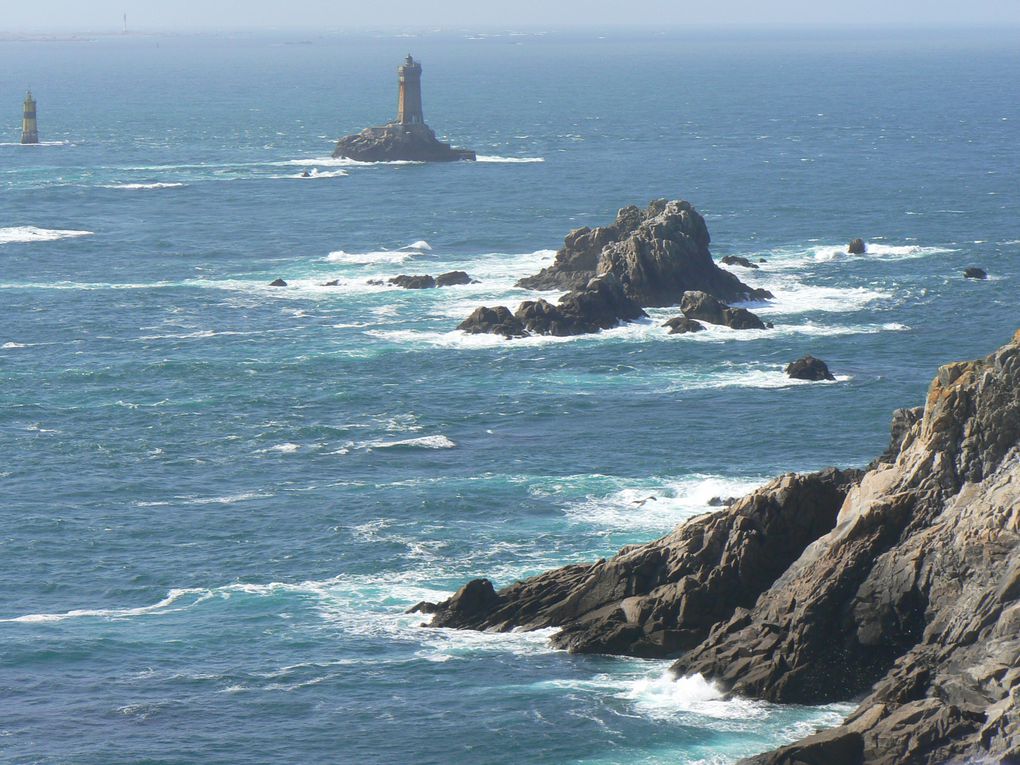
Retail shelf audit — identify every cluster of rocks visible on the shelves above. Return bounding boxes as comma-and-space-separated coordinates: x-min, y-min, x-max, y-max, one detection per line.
268, 271, 477, 290
458, 273, 645, 339
458, 199, 772, 340
664, 290, 771, 331
419, 330, 1020, 765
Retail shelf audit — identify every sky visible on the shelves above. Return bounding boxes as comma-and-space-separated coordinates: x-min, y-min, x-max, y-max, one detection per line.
2, 0, 1020, 31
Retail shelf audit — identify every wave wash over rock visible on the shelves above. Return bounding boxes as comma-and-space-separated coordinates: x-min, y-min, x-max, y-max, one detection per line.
421, 330, 1020, 765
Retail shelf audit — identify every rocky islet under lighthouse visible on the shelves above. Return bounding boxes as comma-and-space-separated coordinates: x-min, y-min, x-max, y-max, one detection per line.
332, 55, 475, 162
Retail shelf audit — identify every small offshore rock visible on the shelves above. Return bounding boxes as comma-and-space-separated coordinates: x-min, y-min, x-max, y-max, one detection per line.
786, 355, 836, 381
389, 274, 436, 289
435, 271, 475, 287
847, 238, 866, 255
457, 306, 528, 339
963, 267, 987, 280
721, 255, 760, 269
662, 317, 706, 334
322, 279, 340, 287
680, 290, 767, 330
269, 278, 288, 287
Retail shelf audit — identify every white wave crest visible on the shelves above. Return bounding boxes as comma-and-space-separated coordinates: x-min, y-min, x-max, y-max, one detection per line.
0, 226, 94, 245
369, 435, 456, 450
400, 240, 432, 251
474, 155, 545, 163
623, 672, 770, 722
99, 182, 186, 190
2, 341, 29, 349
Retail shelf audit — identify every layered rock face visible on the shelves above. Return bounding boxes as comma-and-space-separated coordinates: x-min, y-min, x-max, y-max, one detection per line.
423, 468, 861, 658
517, 200, 772, 306
425, 331, 1020, 765
333, 124, 475, 163
675, 331, 1020, 765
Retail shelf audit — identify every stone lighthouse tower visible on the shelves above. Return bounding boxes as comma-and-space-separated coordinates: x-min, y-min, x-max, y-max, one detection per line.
396, 55, 424, 126
21, 91, 39, 145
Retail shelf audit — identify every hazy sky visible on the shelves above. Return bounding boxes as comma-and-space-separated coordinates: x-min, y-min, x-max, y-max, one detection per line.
4, 0, 1020, 31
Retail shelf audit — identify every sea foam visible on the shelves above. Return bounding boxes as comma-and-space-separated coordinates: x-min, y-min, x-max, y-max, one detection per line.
0, 226, 94, 245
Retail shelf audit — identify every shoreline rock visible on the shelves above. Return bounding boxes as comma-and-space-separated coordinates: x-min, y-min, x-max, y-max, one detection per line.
427, 330, 1020, 765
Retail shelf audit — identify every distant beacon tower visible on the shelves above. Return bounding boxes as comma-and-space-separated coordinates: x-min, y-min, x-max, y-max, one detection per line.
21, 91, 39, 145
396, 54, 424, 126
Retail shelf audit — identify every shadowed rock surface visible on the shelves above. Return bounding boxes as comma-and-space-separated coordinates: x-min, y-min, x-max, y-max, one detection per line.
458, 274, 646, 339
389, 274, 436, 289
786, 355, 836, 381
662, 317, 706, 334
424, 468, 861, 658
435, 271, 475, 287
680, 331, 1020, 765
848, 238, 867, 254
517, 200, 772, 306
457, 307, 527, 339
681, 290, 769, 330
721, 255, 760, 269
964, 267, 988, 280
426, 331, 1020, 765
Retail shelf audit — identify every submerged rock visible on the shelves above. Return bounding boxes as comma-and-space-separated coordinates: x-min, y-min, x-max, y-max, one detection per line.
662, 317, 706, 334
963, 267, 988, 280
268, 278, 288, 287
848, 238, 866, 254
680, 290, 768, 330
720, 255, 760, 269
785, 355, 836, 381
518, 200, 772, 306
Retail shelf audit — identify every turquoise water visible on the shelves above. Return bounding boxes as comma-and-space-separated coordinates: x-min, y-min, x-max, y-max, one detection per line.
1, 28, 1018, 764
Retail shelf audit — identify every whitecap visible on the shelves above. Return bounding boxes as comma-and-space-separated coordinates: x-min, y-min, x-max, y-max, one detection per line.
266, 443, 300, 453
325, 249, 414, 265
474, 155, 545, 163
0, 588, 214, 623
99, 182, 186, 190
623, 672, 770, 722
2, 342, 29, 349
400, 240, 432, 251
368, 435, 456, 450
0, 226, 94, 245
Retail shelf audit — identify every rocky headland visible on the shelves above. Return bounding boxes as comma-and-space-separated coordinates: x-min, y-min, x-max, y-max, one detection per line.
418, 331, 1020, 764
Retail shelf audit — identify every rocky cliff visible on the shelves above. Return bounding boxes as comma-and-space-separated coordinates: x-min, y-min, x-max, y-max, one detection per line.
517, 200, 772, 306
421, 331, 1020, 764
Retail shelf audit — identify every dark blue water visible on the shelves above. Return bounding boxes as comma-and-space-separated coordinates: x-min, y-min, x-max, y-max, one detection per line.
1, 28, 1018, 764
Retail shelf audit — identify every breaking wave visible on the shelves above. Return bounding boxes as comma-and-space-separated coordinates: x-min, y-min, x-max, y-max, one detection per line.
0, 226, 94, 245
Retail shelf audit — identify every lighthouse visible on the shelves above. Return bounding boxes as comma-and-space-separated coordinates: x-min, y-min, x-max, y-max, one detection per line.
396, 55, 424, 126
21, 91, 39, 145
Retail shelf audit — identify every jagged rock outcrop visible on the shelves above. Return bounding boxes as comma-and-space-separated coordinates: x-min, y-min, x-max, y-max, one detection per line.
662, 317, 706, 335
681, 290, 769, 330
675, 331, 1020, 765
458, 274, 646, 339
426, 331, 1020, 765
848, 238, 867, 255
457, 307, 527, 339
721, 255, 760, 269
786, 355, 836, 381
517, 200, 772, 306
422, 468, 861, 658
333, 123, 475, 163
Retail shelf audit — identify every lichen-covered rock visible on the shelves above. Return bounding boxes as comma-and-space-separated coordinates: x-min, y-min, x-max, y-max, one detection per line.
518, 200, 772, 306
785, 355, 836, 381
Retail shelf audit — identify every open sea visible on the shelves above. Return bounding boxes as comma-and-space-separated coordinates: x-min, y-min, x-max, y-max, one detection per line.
1, 27, 1018, 765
